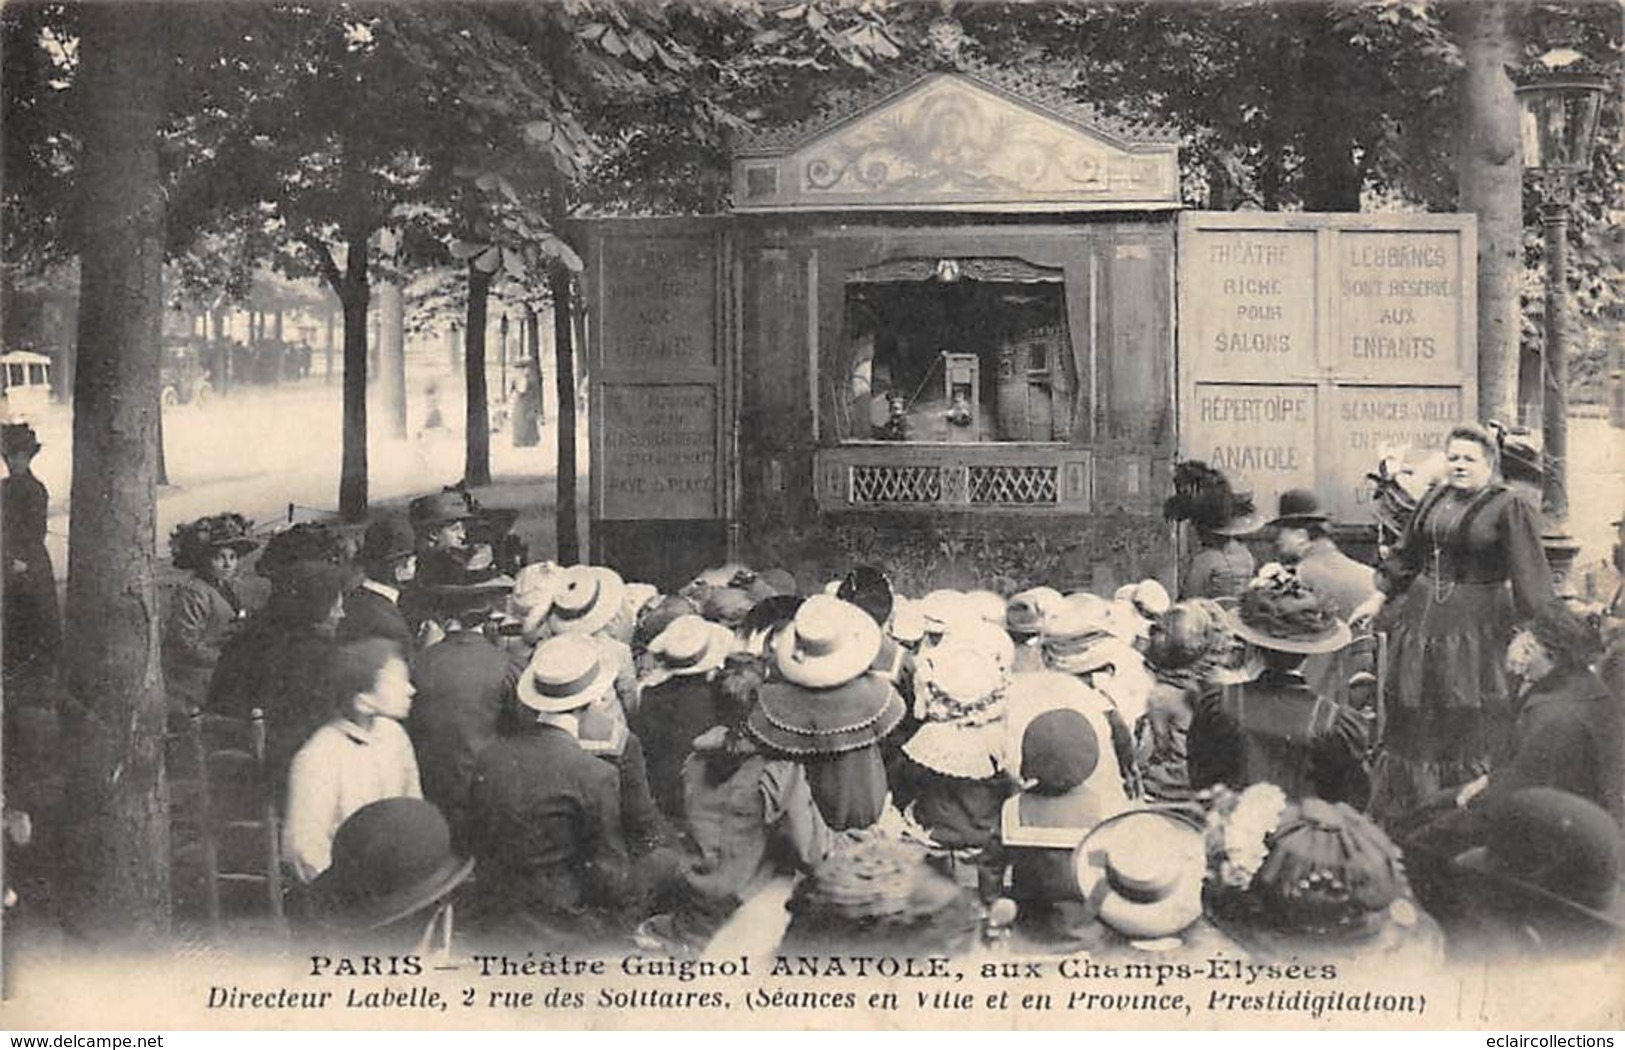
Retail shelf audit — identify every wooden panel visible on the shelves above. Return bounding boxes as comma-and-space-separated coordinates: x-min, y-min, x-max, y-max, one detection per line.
1103, 238, 1173, 444
1187, 382, 1319, 518
600, 385, 718, 519
1333, 230, 1468, 381
1182, 228, 1319, 380
598, 235, 718, 372
1177, 212, 1476, 531
1327, 385, 1465, 520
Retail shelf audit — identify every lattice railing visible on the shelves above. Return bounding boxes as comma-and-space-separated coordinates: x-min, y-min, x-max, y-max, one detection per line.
967, 464, 1059, 505
850, 465, 943, 504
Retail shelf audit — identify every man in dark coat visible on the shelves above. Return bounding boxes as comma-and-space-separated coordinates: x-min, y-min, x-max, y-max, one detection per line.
339, 515, 418, 649
466, 635, 637, 944
1269, 489, 1377, 620
407, 583, 519, 849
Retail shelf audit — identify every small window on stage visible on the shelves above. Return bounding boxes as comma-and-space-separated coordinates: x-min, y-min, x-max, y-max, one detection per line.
838, 257, 1075, 444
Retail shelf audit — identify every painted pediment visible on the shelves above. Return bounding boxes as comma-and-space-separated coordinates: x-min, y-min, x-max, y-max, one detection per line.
733, 70, 1180, 213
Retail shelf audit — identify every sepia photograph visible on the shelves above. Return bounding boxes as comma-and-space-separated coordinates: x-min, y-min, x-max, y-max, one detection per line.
0, 0, 1621, 1035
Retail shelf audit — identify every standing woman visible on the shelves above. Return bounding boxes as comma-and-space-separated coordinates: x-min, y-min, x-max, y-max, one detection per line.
2, 424, 60, 694
1353, 423, 1554, 827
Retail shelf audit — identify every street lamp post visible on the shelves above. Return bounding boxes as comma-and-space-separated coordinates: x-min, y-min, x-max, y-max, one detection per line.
1514, 54, 1608, 585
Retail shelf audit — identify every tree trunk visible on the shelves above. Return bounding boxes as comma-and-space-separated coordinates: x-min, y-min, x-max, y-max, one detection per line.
551, 264, 580, 564
210, 306, 228, 394
338, 232, 371, 520
1454, 0, 1523, 424
155, 405, 169, 487
61, 0, 170, 946
324, 301, 336, 383
463, 262, 493, 487
526, 305, 544, 425
378, 279, 408, 439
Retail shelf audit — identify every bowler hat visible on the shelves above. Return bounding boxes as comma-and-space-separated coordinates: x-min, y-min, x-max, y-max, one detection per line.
515, 634, 618, 714
311, 798, 474, 931
1524, 598, 1603, 669
358, 516, 417, 568
1454, 787, 1623, 920
1267, 489, 1331, 528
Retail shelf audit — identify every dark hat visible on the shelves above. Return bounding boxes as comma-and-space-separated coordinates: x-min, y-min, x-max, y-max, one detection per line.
748, 674, 904, 756
1019, 708, 1099, 794
1267, 489, 1330, 528
258, 521, 357, 579
267, 559, 355, 622
359, 516, 417, 567
311, 798, 474, 931
701, 586, 756, 629
408, 491, 476, 532
838, 565, 895, 627
1165, 460, 1258, 536
169, 513, 260, 570
1207, 796, 1420, 956
1524, 598, 1603, 669
2, 423, 41, 457
420, 577, 514, 620
1229, 566, 1351, 655
1454, 788, 1624, 919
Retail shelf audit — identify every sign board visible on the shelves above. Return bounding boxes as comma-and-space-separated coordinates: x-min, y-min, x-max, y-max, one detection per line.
1178, 213, 1476, 526
584, 219, 734, 537
600, 385, 718, 519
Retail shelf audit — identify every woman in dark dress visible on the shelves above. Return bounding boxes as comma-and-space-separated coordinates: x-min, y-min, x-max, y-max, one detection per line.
2, 424, 59, 690
1352, 423, 1554, 828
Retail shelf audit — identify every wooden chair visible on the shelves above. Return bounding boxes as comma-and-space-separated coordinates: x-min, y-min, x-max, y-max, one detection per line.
168, 707, 286, 935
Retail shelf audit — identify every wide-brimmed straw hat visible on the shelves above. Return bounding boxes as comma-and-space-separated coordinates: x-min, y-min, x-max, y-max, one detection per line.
1073, 809, 1206, 940
515, 634, 618, 714
771, 594, 882, 689
1228, 565, 1351, 656
646, 614, 733, 684
545, 565, 627, 638
311, 798, 474, 931
748, 674, 904, 757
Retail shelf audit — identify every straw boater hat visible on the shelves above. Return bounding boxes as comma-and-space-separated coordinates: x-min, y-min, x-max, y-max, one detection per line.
643, 614, 733, 689
1228, 565, 1351, 656
889, 596, 926, 645
312, 798, 474, 932
771, 594, 882, 689
545, 565, 628, 637
516, 634, 618, 714
1113, 579, 1171, 620
964, 590, 1008, 627
1073, 809, 1206, 941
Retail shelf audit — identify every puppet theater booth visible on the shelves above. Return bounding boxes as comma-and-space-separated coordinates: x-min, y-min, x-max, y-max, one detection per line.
578, 64, 1183, 593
